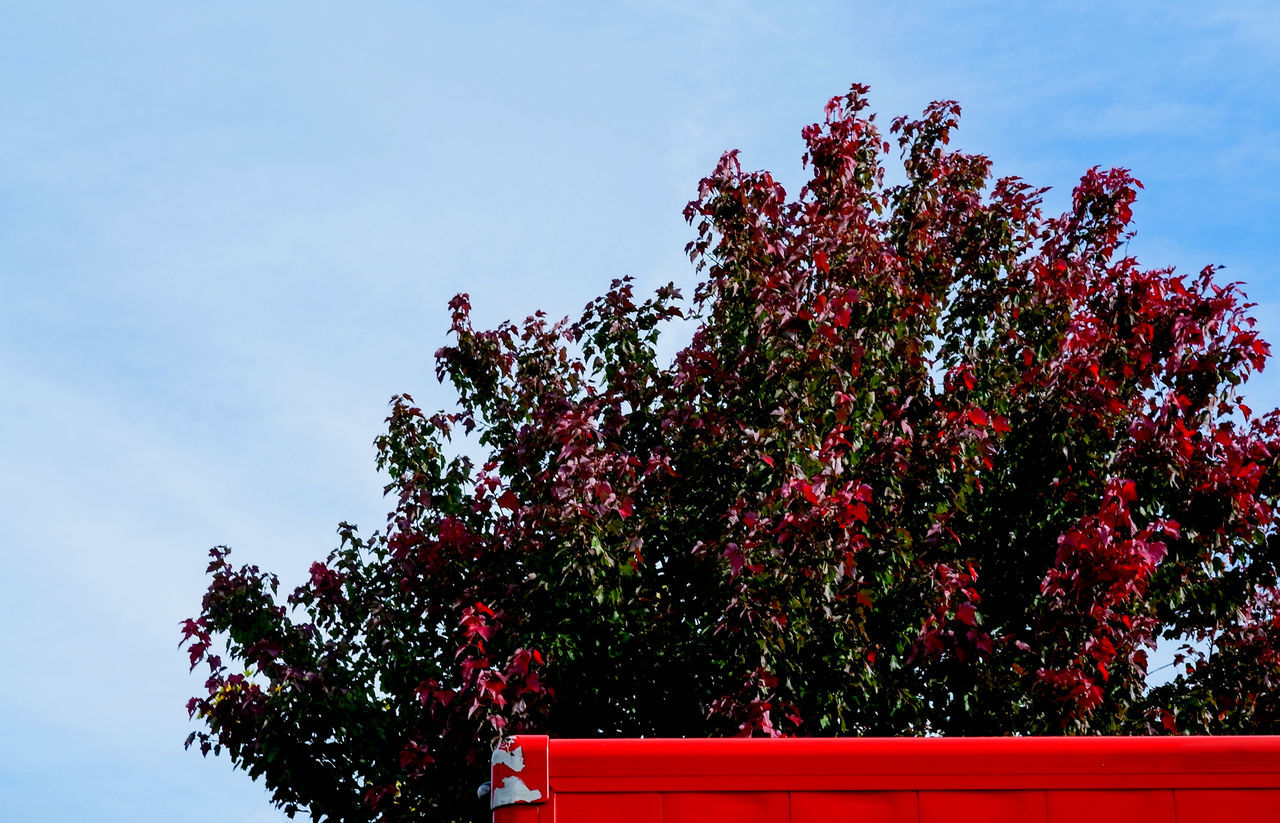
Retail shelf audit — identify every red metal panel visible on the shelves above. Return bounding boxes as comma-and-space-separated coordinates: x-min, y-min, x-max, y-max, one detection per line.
553, 792, 661, 823
1047, 790, 1174, 823
790, 790, 919, 822
919, 790, 1047, 823
546, 737, 1280, 794
661, 791, 790, 823
491, 737, 1280, 822
492, 803, 541, 823
1174, 788, 1280, 822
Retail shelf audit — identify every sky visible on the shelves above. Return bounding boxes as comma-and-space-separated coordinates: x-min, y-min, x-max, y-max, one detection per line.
1, 1, 1278, 820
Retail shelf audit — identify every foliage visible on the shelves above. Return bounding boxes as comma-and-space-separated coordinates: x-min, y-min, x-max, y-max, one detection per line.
183, 84, 1280, 822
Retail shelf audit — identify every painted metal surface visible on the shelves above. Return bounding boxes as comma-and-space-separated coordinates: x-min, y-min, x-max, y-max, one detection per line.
490, 735, 548, 811
491, 735, 1280, 822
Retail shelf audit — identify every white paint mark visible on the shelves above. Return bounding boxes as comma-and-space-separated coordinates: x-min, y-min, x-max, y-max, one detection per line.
492, 744, 526, 772
491, 775, 543, 808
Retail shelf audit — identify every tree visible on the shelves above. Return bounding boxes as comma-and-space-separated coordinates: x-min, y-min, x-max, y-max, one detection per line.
183, 83, 1280, 822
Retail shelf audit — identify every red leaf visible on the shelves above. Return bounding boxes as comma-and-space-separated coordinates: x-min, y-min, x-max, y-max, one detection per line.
956, 602, 977, 626
497, 490, 519, 511
992, 415, 1011, 433
723, 542, 746, 576
966, 408, 988, 427
815, 250, 829, 274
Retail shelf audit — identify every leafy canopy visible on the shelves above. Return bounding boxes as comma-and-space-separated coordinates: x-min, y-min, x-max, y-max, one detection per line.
184, 84, 1280, 823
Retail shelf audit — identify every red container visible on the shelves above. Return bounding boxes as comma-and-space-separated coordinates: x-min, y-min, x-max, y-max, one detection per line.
491, 735, 1280, 822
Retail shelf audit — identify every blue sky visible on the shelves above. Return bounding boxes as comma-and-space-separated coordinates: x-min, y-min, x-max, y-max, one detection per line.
1, 2, 1278, 820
